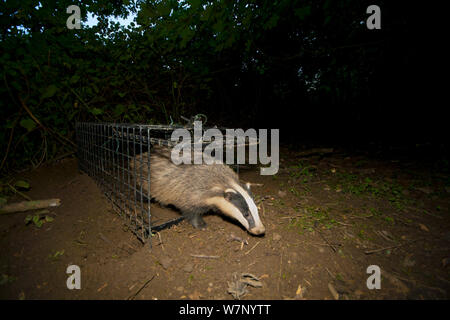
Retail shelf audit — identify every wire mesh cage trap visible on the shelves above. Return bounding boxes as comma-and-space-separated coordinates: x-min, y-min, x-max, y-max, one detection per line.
75, 122, 184, 243
75, 122, 259, 243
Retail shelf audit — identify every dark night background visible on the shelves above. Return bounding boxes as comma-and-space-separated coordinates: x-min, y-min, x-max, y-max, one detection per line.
1, 1, 450, 302
0, 0, 447, 172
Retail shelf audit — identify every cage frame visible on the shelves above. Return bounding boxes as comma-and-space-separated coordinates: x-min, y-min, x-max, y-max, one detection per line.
75, 121, 259, 244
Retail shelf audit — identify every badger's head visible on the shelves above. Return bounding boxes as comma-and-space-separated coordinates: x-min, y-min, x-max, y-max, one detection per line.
206, 182, 265, 235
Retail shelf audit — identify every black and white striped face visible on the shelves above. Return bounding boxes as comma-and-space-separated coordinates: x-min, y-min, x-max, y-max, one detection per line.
220, 182, 265, 235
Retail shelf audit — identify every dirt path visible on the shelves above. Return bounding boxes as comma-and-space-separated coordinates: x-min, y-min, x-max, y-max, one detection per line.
1, 149, 449, 299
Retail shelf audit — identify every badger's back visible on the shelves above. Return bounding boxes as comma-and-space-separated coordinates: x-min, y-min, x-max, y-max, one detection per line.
134, 146, 239, 211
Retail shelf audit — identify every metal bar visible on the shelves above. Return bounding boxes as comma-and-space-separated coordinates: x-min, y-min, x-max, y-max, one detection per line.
75, 121, 242, 243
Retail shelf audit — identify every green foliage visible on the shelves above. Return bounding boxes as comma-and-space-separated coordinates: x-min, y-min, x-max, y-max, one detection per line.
48, 249, 65, 260
1, 0, 392, 174
288, 206, 336, 234
289, 161, 315, 183
333, 171, 410, 210
0, 274, 17, 286
14, 180, 30, 190
25, 212, 54, 228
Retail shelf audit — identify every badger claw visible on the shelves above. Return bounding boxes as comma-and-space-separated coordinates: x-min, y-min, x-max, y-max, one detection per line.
189, 215, 207, 230
192, 218, 207, 230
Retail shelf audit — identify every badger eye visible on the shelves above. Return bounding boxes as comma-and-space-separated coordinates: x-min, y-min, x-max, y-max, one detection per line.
244, 211, 249, 217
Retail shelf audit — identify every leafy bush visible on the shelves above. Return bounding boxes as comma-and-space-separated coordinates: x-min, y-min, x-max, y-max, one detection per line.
1, 0, 398, 174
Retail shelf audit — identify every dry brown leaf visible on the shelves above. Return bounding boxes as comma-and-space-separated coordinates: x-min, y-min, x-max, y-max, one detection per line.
188, 290, 202, 300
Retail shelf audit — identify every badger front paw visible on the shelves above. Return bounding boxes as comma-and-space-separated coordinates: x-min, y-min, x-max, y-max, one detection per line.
193, 217, 207, 230
187, 214, 207, 230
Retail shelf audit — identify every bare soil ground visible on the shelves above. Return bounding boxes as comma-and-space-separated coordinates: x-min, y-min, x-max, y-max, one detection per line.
1, 148, 449, 300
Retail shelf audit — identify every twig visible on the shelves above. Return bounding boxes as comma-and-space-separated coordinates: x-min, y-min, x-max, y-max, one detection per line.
348, 214, 374, 219
7, 183, 32, 201
50, 151, 76, 163
280, 215, 302, 220
335, 220, 353, 227
406, 206, 443, 219
19, 96, 76, 148
328, 283, 339, 300
229, 234, 248, 245
10, 126, 39, 158
310, 242, 342, 247
98, 233, 112, 244
313, 226, 337, 253
364, 239, 419, 254
33, 133, 47, 168
97, 283, 108, 292
0, 118, 17, 170
127, 275, 156, 300
278, 252, 282, 294
18, 96, 43, 128
374, 230, 395, 242
157, 232, 165, 251
240, 181, 264, 187
325, 267, 335, 279
244, 241, 261, 255
190, 254, 220, 259
260, 202, 265, 217
391, 272, 446, 295
364, 245, 400, 255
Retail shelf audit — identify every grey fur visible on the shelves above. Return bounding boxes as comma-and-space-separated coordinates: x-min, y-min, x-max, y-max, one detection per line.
130, 146, 256, 231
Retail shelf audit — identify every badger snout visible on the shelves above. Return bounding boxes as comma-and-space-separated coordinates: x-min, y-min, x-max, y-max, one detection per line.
249, 225, 266, 235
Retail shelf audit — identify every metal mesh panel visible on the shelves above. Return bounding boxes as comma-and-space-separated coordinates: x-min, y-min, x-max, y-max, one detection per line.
75, 122, 258, 243
75, 122, 183, 243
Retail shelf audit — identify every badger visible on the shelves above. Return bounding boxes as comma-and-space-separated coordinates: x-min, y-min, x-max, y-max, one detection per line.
131, 145, 265, 235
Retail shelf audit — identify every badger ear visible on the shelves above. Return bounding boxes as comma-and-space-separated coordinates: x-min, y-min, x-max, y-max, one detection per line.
245, 182, 251, 191
224, 191, 235, 201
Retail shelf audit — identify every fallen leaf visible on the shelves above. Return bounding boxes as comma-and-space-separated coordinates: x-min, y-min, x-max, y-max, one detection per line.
188, 290, 201, 300
295, 284, 304, 299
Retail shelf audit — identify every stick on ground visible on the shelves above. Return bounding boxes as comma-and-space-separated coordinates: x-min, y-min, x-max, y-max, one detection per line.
0, 198, 61, 214
190, 254, 220, 259
127, 275, 156, 300
364, 239, 419, 254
